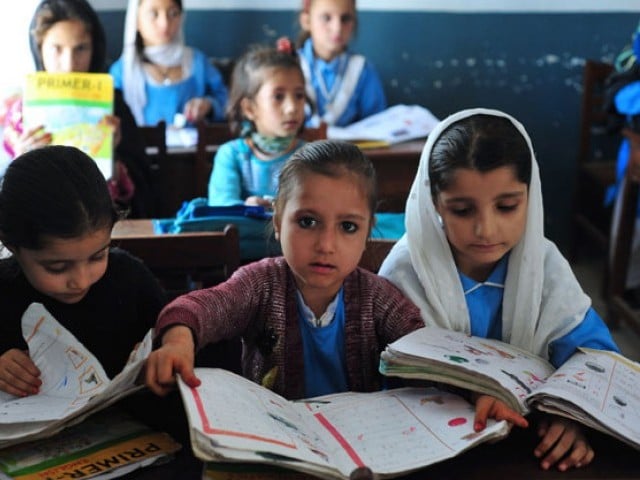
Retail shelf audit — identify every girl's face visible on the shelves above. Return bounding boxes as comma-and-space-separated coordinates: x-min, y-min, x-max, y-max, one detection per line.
301, 0, 355, 61
137, 0, 182, 46
11, 228, 111, 305
274, 172, 370, 316
242, 67, 306, 138
41, 20, 93, 73
434, 166, 528, 281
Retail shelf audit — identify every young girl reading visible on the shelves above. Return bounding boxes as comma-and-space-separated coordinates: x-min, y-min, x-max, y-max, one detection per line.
379, 108, 620, 471
208, 41, 307, 207
110, 0, 228, 126
146, 140, 424, 399
296, 0, 386, 127
2, 0, 155, 217
0, 145, 165, 398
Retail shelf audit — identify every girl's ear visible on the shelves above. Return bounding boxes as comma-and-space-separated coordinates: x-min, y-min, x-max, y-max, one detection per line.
240, 97, 255, 121
299, 12, 311, 32
272, 212, 281, 241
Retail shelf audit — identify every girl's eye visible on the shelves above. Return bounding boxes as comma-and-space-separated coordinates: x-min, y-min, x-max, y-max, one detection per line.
497, 203, 519, 213
44, 264, 68, 274
449, 207, 473, 217
321, 14, 331, 22
274, 92, 285, 101
340, 14, 354, 24
341, 221, 358, 233
168, 8, 182, 19
298, 216, 317, 229
90, 252, 107, 262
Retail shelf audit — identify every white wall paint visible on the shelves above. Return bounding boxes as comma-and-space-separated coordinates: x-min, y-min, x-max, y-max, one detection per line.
90, 0, 640, 13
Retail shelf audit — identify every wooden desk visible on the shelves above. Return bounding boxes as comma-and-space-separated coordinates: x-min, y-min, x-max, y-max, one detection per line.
127, 422, 639, 479
151, 140, 425, 218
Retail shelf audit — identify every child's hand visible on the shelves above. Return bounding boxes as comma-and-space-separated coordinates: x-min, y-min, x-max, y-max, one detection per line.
145, 325, 201, 396
13, 125, 52, 156
244, 195, 273, 207
183, 97, 212, 124
473, 394, 528, 431
534, 415, 594, 471
0, 349, 41, 397
100, 115, 121, 147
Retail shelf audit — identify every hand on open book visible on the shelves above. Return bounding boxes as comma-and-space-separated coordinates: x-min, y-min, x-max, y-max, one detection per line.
472, 394, 529, 431
0, 348, 42, 397
534, 415, 594, 471
145, 325, 201, 396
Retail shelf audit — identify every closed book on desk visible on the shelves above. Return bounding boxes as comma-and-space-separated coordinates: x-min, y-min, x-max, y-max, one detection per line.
0, 408, 180, 480
23, 72, 114, 179
177, 368, 509, 480
380, 326, 640, 450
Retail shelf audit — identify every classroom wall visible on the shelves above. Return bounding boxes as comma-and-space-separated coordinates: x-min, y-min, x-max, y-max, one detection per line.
96, 4, 640, 250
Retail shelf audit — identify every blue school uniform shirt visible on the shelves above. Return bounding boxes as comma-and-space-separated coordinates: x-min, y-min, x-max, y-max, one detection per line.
298, 39, 386, 127
208, 138, 305, 206
296, 288, 349, 397
110, 48, 227, 125
461, 255, 619, 368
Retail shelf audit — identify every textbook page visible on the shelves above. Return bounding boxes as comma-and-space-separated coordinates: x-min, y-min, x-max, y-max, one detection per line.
327, 105, 439, 145
0, 303, 152, 448
527, 348, 640, 450
178, 368, 509, 479
380, 326, 555, 414
22, 72, 114, 179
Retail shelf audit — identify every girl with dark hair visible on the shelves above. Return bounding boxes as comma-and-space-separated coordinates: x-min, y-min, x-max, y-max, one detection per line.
109, 0, 228, 126
2, 0, 155, 217
0, 145, 165, 397
145, 139, 424, 400
380, 108, 620, 471
208, 41, 307, 207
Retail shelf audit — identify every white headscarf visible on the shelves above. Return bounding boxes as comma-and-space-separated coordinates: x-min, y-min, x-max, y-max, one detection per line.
379, 108, 591, 359
121, 0, 193, 125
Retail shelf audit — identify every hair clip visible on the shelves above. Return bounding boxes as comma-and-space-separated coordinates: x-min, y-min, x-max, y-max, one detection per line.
276, 36, 293, 55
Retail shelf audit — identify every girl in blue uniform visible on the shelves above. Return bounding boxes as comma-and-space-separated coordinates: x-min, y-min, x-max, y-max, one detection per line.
296, 0, 386, 127
110, 0, 228, 126
380, 108, 619, 472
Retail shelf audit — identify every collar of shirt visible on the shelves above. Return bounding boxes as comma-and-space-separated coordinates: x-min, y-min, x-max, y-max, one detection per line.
296, 287, 342, 328
459, 253, 509, 296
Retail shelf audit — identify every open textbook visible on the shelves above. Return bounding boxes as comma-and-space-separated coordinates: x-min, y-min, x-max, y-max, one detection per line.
177, 368, 510, 480
327, 104, 439, 145
380, 326, 640, 450
0, 408, 180, 480
0, 303, 152, 449
23, 72, 114, 179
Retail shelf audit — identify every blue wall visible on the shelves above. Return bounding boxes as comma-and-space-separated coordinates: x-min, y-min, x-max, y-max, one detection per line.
99, 9, 637, 249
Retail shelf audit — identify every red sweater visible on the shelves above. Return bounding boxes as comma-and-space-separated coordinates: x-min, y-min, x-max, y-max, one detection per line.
156, 256, 424, 399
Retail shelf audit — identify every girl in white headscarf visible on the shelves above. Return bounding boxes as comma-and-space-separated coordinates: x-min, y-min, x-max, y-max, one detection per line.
379, 108, 619, 471
109, 0, 228, 126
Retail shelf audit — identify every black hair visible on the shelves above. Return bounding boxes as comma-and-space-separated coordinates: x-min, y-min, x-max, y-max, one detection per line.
226, 43, 305, 136
274, 139, 377, 224
30, 0, 107, 73
0, 145, 118, 251
429, 114, 532, 201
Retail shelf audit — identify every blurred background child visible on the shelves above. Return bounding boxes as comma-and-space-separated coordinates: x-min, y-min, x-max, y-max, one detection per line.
110, 0, 228, 126
296, 0, 386, 127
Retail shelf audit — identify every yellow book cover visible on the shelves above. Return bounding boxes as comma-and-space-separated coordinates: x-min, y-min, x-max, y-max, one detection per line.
23, 72, 114, 179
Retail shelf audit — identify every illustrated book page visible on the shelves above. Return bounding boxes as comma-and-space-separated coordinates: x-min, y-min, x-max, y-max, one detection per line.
22, 72, 114, 179
0, 303, 152, 448
178, 368, 509, 479
380, 326, 555, 414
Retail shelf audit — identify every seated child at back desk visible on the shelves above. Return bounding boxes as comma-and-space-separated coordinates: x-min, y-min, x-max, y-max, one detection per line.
208, 41, 307, 207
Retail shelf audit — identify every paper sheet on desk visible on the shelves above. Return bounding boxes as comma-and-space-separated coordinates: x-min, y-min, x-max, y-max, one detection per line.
0, 303, 152, 447
327, 104, 439, 145
166, 126, 197, 149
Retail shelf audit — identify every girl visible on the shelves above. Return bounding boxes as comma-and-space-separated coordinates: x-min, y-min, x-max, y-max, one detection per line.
0, 145, 165, 397
379, 108, 620, 471
208, 41, 307, 207
2, 0, 155, 217
296, 0, 386, 127
110, 0, 228, 126
146, 140, 424, 399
